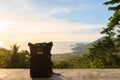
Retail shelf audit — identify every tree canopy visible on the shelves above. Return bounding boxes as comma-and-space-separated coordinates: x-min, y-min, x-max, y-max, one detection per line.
101, 0, 120, 38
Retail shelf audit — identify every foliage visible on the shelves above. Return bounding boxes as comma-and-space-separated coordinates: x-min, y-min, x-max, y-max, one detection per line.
87, 0, 120, 68
0, 45, 30, 68
101, 0, 120, 38
52, 52, 120, 69
0, 51, 10, 68
53, 60, 72, 69
52, 36, 120, 69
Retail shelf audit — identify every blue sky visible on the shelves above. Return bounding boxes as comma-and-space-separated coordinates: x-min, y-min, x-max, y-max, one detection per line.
30, 0, 112, 24
0, 0, 113, 49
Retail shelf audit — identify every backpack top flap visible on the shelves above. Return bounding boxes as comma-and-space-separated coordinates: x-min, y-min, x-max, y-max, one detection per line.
28, 42, 53, 56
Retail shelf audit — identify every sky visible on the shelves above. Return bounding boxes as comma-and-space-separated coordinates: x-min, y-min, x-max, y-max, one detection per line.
0, 0, 113, 50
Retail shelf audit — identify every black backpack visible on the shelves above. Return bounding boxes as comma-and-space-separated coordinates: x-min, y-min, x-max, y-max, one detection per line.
28, 42, 53, 78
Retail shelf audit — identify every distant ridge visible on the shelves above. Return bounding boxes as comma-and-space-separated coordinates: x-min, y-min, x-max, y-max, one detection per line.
69, 36, 106, 56
52, 36, 107, 62
0, 47, 9, 52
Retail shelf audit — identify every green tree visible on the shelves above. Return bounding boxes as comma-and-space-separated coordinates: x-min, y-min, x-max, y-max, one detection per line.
88, 0, 120, 68
18, 50, 30, 68
53, 60, 72, 69
10, 44, 20, 55
9, 44, 20, 68
0, 51, 10, 68
101, 0, 120, 37
8, 44, 30, 68
101, 0, 120, 54
101, 0, 120, 49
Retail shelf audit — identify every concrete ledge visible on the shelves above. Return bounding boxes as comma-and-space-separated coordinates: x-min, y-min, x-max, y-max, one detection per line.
0, 69, 120, 80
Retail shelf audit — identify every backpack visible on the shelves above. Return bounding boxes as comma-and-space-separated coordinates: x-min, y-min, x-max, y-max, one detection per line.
28, 42, 53, 78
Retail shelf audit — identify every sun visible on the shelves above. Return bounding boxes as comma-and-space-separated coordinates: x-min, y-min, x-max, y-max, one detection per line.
0, 41, 4, 47
0, 21, 10, 33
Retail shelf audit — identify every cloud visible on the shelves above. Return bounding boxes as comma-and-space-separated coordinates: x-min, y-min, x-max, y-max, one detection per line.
58, 0, 73, 2
0, 0, 104, 43
0, 16, 103, 34
0, 17, 104, 43
46, 7, 71, 17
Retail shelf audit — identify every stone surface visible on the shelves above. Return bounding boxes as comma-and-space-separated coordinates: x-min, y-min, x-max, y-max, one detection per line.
0, 69, 120, 80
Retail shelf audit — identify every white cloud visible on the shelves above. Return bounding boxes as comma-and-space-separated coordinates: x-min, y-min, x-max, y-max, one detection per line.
0, 17, 103, 34
0, 19, 104, 45
58, 0, 73, 2
46, 7, 71, 17
0, 0, 104, 44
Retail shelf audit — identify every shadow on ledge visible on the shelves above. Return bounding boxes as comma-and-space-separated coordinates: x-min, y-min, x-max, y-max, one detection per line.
32, 74, 64, 80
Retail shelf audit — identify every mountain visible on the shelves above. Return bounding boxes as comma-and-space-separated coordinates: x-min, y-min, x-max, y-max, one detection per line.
52, 37, 106, 62
70, 36, 107, 56
70, 43, 91, 56
93, 36, 107, 43
0, 47, 10, 53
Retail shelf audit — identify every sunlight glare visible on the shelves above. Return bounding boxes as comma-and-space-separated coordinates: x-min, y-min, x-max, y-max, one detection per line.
0, 42, 4, 47
0, 21, 10, 33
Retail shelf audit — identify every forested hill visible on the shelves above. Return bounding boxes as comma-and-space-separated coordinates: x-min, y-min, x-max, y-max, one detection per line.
0, 47, 10, 53
0, 45, 30, 68
69, 36, 106, 56
52, 37, 106, 63
52, 36, 120, 68
0, 37, 119, 69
